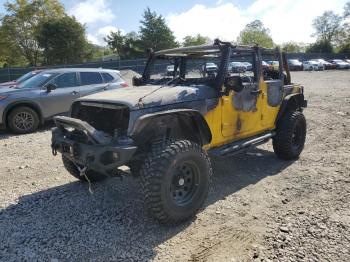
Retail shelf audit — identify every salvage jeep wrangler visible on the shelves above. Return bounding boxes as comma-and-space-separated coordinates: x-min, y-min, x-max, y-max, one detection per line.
51, 40, 307, 224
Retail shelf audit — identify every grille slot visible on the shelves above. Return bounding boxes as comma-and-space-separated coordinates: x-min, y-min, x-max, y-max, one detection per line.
71, 102, 130, 136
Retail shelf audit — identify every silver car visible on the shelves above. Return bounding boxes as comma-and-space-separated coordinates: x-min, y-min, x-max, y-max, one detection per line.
0, 68, 127, 134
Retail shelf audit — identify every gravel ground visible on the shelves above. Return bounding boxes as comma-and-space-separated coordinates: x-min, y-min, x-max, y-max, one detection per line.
0, 71, 349, 261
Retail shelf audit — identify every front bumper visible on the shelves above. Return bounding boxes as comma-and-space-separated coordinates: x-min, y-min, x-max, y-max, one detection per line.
51, 116, 137, 175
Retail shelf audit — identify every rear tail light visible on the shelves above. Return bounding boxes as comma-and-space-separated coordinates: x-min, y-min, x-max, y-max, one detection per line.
121, 82, 128, 87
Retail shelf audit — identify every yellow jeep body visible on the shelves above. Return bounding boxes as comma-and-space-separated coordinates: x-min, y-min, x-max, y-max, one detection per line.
204, 80, 303, 150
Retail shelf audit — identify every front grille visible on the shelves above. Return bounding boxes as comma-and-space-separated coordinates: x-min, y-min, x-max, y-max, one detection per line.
71, 102, 130, 136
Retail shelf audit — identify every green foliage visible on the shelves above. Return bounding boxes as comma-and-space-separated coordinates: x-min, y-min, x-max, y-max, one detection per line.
183, 34, 209, 47
0, 0, 65, 66
310, 3, 350, 55
104, 30, 143, 59
338, 42, 350, 55
37, 16, 89, 65
0, 28, 27, 66
312, 11, 342, 43
281, 42, 305, 53
104, 8, 178, 59
344, 2, 350, 18
237, 20, 274, 48
139, 8, 178, 51
85, 44, 113, 61
306, 40, 333, 53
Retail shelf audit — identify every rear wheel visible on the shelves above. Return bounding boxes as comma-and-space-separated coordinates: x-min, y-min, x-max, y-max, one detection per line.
8, 106, 40, 134
273, 111, 306, 160
140, 140, 212, 225
62, 155, 107, 182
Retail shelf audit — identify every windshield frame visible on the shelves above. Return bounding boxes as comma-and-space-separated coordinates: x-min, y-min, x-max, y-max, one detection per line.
141, 44, 232, 89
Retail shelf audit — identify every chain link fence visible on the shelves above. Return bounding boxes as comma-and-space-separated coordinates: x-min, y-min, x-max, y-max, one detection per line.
0, 58, 148, 83
0, 53, 348, 83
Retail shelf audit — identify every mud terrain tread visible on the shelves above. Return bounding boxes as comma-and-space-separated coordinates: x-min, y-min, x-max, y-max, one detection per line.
273, 111, 306, 160
139, 140, 212, 225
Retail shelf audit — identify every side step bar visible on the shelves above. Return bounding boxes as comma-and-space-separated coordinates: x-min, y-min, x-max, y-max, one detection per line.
209, 132, 276, 157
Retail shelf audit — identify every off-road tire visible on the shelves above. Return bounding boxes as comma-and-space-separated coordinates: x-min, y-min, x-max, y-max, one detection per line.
62, 155, 107, 182
8, 106, 40, 134
140, 140, 212, 225
273, 111, 306, 160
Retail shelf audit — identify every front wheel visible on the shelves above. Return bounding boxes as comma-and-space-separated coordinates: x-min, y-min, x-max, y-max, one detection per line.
8, 106, 40, 134
273, 111, 306, 160
140, 140, 212, 225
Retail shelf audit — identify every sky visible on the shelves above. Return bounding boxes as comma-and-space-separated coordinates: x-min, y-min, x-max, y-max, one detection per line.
0, 0, 348, 46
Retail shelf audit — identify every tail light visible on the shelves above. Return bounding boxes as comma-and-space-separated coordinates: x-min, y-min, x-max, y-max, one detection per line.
121, 82, 128, 87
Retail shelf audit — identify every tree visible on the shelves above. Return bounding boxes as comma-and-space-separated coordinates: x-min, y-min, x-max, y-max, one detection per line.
237, 20, 274, 48
104, 30, 143, 59
338, 43, 350, 55
85, 44, 113, 62
183, 34, 209, 47
0, 0, 65, 66
312, 11, 342, 43
344, 2, 350, 18
139, 8, 178, 51
37, 16, 89, 65
0, 27, 27, 66
105, 30, 124, 56
339, 2, 350, 54
306, 40, 333, 53
281, 42, 304, 53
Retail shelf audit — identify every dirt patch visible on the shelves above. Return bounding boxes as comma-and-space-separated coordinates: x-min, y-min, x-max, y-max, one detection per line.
0, 71, 349, 261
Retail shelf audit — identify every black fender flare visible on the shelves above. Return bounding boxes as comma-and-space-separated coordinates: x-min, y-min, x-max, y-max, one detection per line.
3, 101, 43, 127
276, 93, 307, 123
130, 109, 212, 145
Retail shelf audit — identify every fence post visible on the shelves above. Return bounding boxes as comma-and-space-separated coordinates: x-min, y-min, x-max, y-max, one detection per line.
7, 65, 11, 81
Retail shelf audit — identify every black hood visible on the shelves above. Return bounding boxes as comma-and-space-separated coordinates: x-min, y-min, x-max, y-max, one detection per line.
78, 84, 218, 110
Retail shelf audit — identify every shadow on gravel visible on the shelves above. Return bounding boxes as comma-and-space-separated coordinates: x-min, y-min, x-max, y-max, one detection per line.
0, 148, 294, 261
0, 121, 54, 140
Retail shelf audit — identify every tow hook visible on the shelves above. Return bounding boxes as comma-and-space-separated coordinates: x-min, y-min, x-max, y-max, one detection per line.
75, 155, 94, 194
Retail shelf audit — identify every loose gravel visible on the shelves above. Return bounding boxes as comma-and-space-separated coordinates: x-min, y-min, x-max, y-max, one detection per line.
0, 70, 349, 261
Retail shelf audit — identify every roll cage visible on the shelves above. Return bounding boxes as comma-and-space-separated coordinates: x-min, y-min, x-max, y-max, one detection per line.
138, 40, 291, 92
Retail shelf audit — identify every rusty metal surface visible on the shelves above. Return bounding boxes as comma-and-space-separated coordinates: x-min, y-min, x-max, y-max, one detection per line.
232, 84, 258, 112
266, 80, 283, 107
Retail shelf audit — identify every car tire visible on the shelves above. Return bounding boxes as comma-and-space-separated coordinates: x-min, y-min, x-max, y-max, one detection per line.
273, 111, 306, 160
62, 155, 107, 182
8, 106, 40, 134
139, 140, 212, 225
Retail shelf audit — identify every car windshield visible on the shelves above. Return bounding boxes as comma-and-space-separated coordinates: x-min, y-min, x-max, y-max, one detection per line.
16, 71, 37, 83
18, 72, 57, 88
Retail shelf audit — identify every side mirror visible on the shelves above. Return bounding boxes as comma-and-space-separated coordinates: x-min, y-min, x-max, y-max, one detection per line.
224, 76, 244, 93
46, 83, 57, 92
